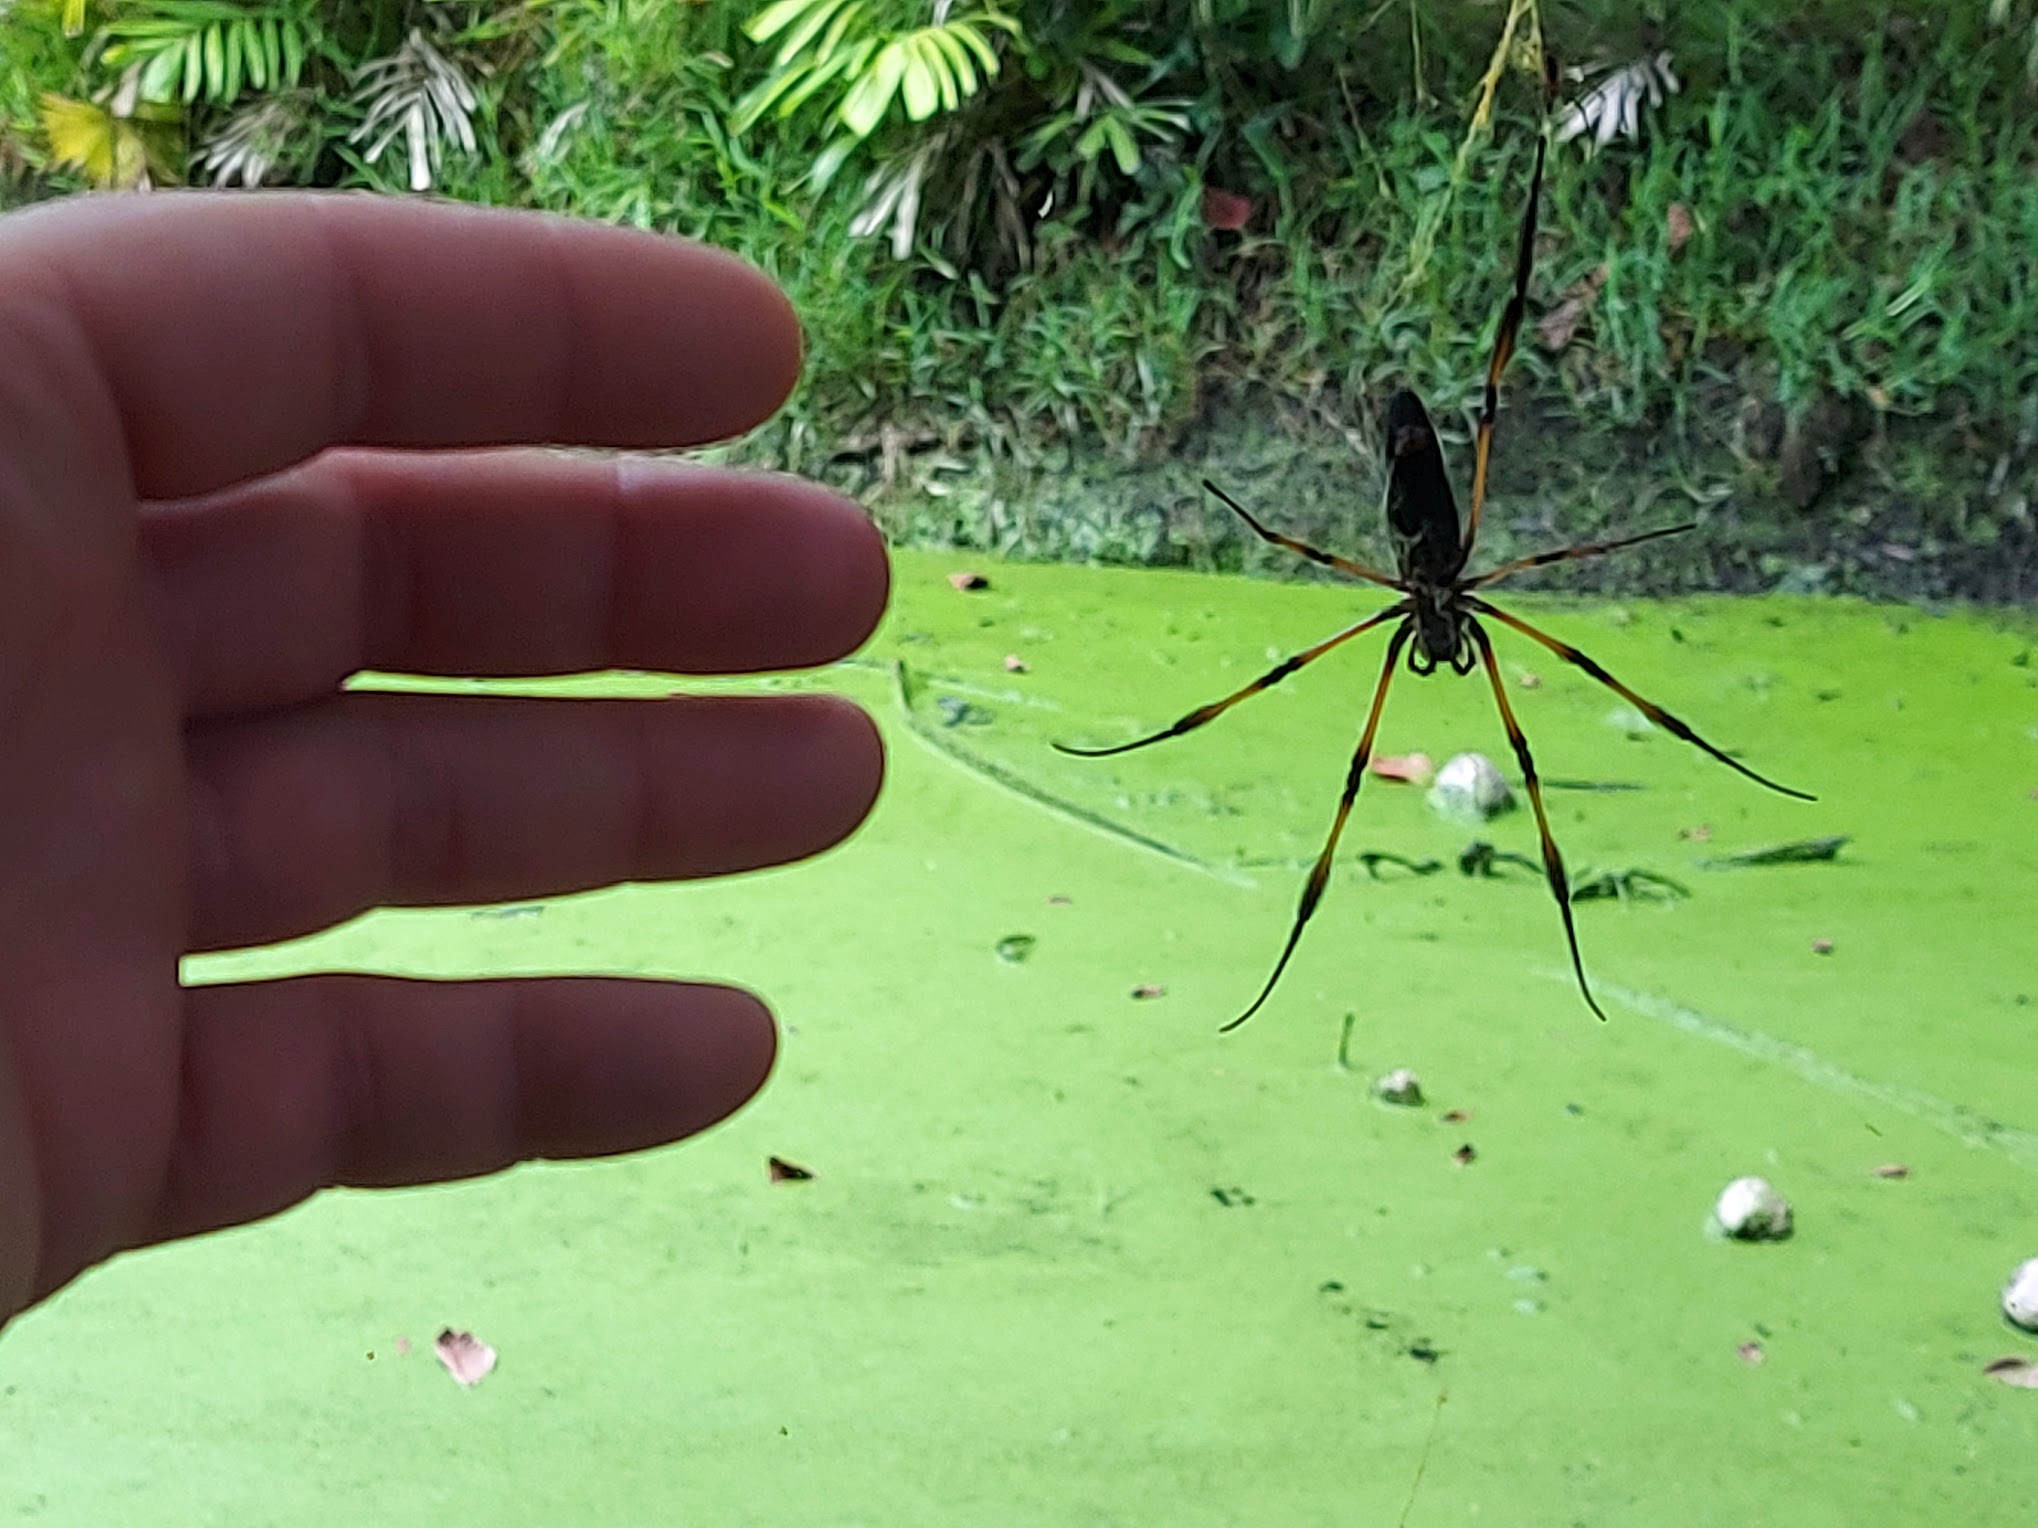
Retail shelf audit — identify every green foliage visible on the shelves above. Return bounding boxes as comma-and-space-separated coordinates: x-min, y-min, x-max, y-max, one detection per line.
3, 0, 2036, 595
733, 0, 1018, 191
99, 1, 313, 108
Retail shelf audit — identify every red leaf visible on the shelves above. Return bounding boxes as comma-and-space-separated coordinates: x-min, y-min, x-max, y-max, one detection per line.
1370, 752, 1435, 784
1201, 186, 1251, 231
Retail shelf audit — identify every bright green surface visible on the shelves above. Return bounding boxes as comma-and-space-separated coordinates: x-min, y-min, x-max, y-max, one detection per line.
5, 549, 2036, 1524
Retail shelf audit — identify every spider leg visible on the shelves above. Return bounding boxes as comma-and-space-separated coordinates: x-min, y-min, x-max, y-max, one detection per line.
1205, 480, 1407, 590
1463, 132, 1548, 561
1467, 597, 1815, 800
1224, 622, 1413, 1031
1054, 604, 1408, 758
1468, 522, 1696, 591
1467, 616, 1607, 1023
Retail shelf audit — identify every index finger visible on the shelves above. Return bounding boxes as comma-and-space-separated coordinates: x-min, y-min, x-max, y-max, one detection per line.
0, 193, 802, 499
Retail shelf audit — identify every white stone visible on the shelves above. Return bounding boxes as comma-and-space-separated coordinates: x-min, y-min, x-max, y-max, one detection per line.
1375, 1068, 1424, 1106
1715, 1175, 1793, 1241
2003, 1258, 2038, 1332
1427, 751, 1514, 822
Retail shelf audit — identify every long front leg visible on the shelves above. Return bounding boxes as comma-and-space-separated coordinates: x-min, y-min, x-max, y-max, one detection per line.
1468, 597, 1814, 800
1204, 481, 1407, 590
1225, 623, 1412, 1032
1464, 133, 1547, 561
1055, 605, 1407, 758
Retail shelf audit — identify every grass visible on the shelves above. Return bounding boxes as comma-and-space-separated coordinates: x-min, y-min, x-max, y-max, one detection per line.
6, 551, 2036, 1523
3, 0, 2035, 592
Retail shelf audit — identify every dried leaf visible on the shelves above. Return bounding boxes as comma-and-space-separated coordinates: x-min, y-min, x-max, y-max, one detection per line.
769, 1155, 814, 1183
947, 571, 989, 591
1440, 1108, 1470, 1124
1666, 202, 1694, 253
1536, 264, 1608, 352
1984, 1356, 2038, 1388
434, 1329, 496, 1388
1701, 835, 1850, 869
1370, 752, 1435, 784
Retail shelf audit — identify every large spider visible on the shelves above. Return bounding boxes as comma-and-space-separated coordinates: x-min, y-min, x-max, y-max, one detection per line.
1058, 123, 1812, 1031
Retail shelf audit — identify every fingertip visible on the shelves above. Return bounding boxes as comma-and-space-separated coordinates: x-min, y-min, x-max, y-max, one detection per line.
807, 692, 887, 849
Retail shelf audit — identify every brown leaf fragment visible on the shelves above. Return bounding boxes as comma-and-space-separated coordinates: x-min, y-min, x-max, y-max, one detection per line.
1984, 1356, 2038, 1388
1666, 203, 1694, 253
1536, 263, 1609, 352
1872, 1163, 1910, 1179
947, 571, 989, 591
1370, 752, 1435, 784
1130, 983, 1167, 1000
434, 1329, 497, 1388
769, 1156, 814, 1183
1440, 1109, 1470, 1125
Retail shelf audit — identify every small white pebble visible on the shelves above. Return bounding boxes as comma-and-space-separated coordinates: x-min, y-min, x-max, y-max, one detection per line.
1715, 1176, 1793, 1241
1375, 1068, 1424, 1106
1428, 752, 1514, 822
2004, 1258, 2038, 1332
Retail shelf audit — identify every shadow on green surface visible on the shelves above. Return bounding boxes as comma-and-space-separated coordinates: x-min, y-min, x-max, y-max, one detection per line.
5, 550, 2035, 1525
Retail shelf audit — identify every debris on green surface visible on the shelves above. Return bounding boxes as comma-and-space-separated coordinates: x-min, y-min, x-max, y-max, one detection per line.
1702, 834, 1851, 868
11, 552, 2036, 1526
993, 934, 1036, 964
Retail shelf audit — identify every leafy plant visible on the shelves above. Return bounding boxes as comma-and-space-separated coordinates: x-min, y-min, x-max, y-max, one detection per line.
37, 86, 181, 186
732, 0, 1020, 187
346, 26, 480, 192
98, 0, 313, 109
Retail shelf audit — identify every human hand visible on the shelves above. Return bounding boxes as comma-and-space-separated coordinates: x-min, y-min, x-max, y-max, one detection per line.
0, 193, 887, 1326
